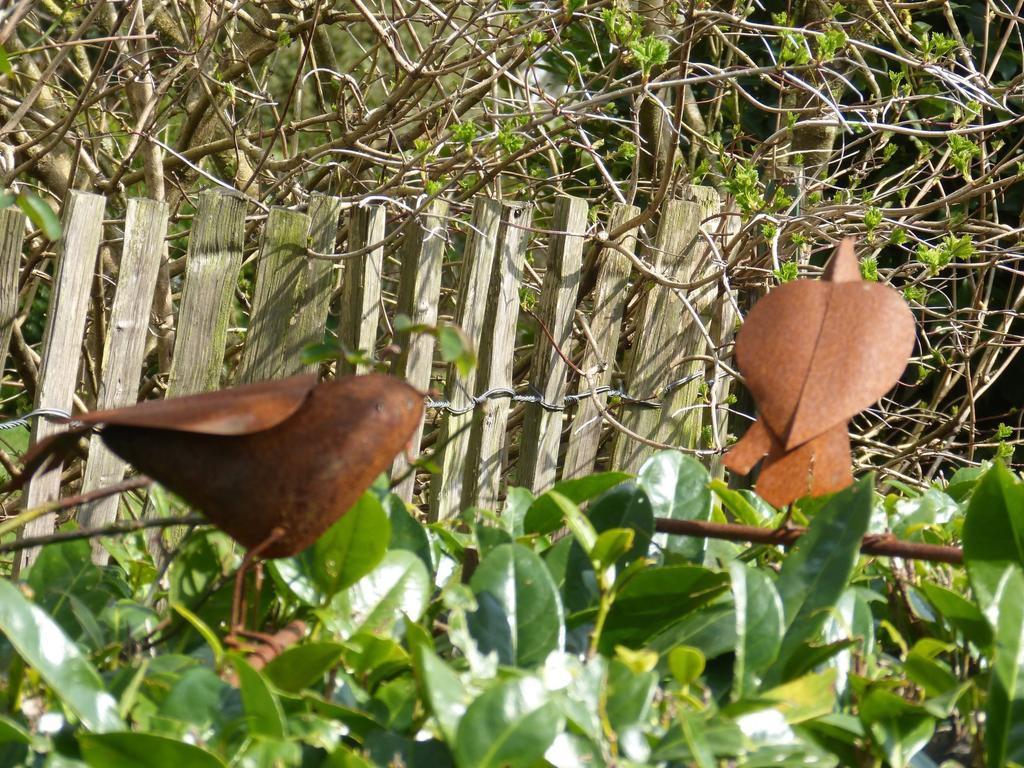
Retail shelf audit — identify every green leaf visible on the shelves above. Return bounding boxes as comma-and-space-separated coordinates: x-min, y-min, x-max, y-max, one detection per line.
758, 669, 837, 724
858, 689, 935, 768
523, 471, 631, 535
984, 566, 1024, 766
710, 480, 774, 526
159, 667, 227, 728
586, 483, 654, 566
26, 539, 107, 643
301, 342, 341, 365
0, 717, 30, 744
668, 646, 705, 686
438, 322, 476, 377
467, 543, 565, 667
605, 658, 657, 731
79, 732, 226, 768
415, 646, 469, 743
230, 655, 286, 738
919, 580, 992, 648
598, 565, 729, 652
16, 192, 61, 240
638, 451, 711, 560
0, 46, 11, 76
366, 731, 455, 767
0, 579, 124, 732
334, 550, 431, 637
454, 678, 563, 768
263, 642, 344, 693
767, 477, 873, 683
170, 602, 223, 663
590, 528, 635, 570
313, 492, 391, 599
386, 494, 433, 575
730, 561, 783, 699
962, 462, 1024, 607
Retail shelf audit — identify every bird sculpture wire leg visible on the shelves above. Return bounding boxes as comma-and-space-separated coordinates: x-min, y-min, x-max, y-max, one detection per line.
226, 526, 287, 650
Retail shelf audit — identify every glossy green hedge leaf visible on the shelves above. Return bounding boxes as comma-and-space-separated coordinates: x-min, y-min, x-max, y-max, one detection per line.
415, 646, 468, 743
264, 642, 344, 693
653, 712, 744, 762
467, 543, 564, 667
767, 477, 873, 684
16, 192, 61, 240
648, 601, 736, 660
0, 717, 28, 746
709, 480, 772, 526
919, 580, 992, 648
438, 322, 476, 377
858, 689, 934, 768
638, 451, 711, 560
984, 565, 1024, 767
962, 462, 1024, 608
587, 483, 654, 565
523, 471, 631, 535
0, 579, 123, 732
230, 656, 286, 738
26, 540, 108, 643
160, 666, 227, 728
366, 731, 455, 767
79, 732, 225, 768
730, 561, 783, 699
454, 678, 562, 768
590, 528, 635, 571
759, 669, 837, 724
335, 550, 431, 637
386, 494, 433, 575
605, 658, 657, 731
313, 492, 391, 598
598, 565, 729, 652
668, 646, 705, 686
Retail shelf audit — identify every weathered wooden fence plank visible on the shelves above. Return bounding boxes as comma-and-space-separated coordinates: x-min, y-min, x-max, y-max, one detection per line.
562, 203, 638, 480
611, 198, 702, 473
707, 196, 739, 479
16, 191, 106, 572
236, 207, 312, 384
517, 195, 586, 493
392, 198, 449, 502
166, 189, 246, 397
428, 198, 504, 521
651, 186, 722, 454
0, 209, 25, 379
338, 204, 385, 376
78, 198, 168, 558
293, 194, 342, 375
464, 201, 532, 510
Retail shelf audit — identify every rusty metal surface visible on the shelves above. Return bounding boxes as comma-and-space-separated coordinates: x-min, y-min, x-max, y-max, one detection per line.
723, 238, 915, 506
19, 374, 423, 558
75, 374, 319, 435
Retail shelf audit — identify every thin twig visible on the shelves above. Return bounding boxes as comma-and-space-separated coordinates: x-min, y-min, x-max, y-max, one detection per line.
0, 475, 153, 539
0, 512, 204, 554
654, 517, 963, 565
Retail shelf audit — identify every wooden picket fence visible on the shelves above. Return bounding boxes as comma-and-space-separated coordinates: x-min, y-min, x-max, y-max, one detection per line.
0, 185, 735, 570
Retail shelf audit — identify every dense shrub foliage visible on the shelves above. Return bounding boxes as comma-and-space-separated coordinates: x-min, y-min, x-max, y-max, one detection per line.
0, 453, 1020, 766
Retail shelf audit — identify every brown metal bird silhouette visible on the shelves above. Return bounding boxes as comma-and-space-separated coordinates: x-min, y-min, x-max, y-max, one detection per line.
722, 238, 915, 507
14, 374, 424, 633
18, 373, 423, 556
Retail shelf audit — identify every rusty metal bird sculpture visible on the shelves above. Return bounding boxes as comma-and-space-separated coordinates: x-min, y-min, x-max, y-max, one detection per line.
722, 238, 915, 507
13, 373, 424, 633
